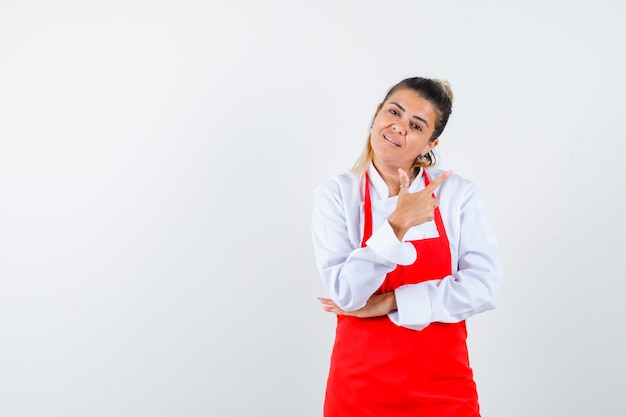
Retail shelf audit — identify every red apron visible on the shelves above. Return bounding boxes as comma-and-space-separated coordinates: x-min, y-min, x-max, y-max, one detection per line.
324, 171, 480, 417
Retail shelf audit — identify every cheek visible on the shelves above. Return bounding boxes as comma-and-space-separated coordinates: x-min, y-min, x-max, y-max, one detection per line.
372, 112, 392, 127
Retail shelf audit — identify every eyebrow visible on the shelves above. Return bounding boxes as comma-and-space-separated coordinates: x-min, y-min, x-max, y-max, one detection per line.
389, 102, 430, 128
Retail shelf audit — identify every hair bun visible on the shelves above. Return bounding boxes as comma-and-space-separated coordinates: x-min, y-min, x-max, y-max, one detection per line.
432, 79, 454, 104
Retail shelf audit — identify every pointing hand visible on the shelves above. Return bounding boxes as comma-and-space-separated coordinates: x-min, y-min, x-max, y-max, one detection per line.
388, 168, 451, 240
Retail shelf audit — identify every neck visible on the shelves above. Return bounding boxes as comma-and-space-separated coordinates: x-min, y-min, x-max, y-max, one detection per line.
371, 160, 415, 197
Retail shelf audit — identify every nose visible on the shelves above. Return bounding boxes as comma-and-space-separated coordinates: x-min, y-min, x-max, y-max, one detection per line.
392, 123, 407, 135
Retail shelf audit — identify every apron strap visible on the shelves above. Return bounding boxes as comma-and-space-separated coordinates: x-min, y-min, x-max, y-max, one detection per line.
361, 172, 372, 247
423, 170, 447, 239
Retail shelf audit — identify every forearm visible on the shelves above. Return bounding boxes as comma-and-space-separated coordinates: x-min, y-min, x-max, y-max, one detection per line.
318, 247, 395, 311
389, 267, 502, 330
315, 218, 418, 311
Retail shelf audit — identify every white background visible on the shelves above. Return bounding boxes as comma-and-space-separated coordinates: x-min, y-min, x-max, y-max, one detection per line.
1, 1, 625, 416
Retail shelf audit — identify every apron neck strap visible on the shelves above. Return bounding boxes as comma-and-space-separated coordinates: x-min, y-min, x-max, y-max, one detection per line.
362, 172, 372, 247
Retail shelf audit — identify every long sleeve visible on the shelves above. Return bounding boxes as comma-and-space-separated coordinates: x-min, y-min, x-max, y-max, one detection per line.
388, 181, 503, 330
311, 175, 417, 312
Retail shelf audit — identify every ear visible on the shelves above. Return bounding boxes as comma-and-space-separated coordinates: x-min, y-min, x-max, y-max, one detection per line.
422, 138, 439, 154
370, 103, 383, 129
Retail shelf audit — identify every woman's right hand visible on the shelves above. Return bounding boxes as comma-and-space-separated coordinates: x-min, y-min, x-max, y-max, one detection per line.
387, 168, 451, 241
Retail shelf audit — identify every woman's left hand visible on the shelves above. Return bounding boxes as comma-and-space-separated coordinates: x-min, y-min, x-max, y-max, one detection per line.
319, 293, 397, 318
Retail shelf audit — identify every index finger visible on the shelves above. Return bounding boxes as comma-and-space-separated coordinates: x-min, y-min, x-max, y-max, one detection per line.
423, 170, 452, 194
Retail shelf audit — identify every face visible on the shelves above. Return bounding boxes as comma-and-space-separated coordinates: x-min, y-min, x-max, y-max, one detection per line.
370, 88, 439, 173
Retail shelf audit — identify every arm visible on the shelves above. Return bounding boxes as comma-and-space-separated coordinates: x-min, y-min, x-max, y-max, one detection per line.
311, 179, 416, 312
388, 182, 504, 330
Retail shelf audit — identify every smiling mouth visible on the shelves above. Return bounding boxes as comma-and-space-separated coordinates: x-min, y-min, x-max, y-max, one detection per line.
383, 135, 400, 147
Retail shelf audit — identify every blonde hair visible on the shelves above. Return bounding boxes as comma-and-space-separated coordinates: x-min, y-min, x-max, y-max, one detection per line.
351, 77, 454, 177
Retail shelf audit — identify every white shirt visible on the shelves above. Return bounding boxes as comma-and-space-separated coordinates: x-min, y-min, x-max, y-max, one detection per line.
311, 165, 503, 330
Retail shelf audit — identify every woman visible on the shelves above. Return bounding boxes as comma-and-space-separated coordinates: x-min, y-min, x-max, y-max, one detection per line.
311, 77, 503, 416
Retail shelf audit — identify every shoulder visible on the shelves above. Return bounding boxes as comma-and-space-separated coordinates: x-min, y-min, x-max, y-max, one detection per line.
426, 168, 476, 195
313, 171, 363, 216
314, 171, 360, 198
426, 168, 484, 213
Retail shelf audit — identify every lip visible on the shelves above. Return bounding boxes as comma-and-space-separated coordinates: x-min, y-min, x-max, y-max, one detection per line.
383, 134, 400, 147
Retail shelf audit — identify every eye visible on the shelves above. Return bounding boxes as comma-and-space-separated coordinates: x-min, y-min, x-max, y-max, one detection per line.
389, 109, 398, 115
411, 123, 422, 131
